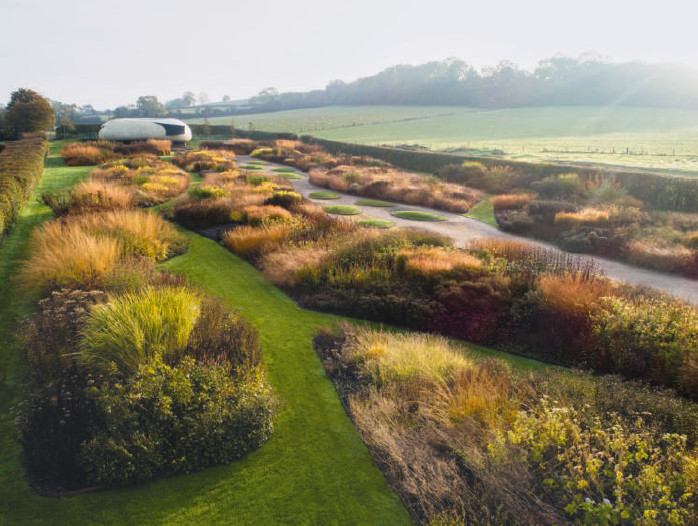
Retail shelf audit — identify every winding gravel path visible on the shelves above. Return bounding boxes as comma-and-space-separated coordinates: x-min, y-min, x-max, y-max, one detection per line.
240, 156, 698, 304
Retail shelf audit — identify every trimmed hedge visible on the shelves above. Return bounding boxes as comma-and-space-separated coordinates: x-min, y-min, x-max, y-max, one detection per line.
0, 137, 48, 238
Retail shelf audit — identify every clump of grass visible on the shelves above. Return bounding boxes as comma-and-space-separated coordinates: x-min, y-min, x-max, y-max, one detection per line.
222, 224, 291, 259
310, 164, 482, 213
272, 167, 297, 173
627, 241, 693, 272
535, 272, 616, 313
242, 205, 293, 224
348, 328, 474, 384
399, 247, 482, 275
22, 221, 122, 288
262, 246, 330, 287
491, 193, 536, 211
355, 200, 396, 207
61, 142, 116, 166
554, 207, 610, 226
324, 205, 362, 215
241, 164, 263, 170
309, 191, 341, 200
391, 210, 446, 221
358, 219, 394, 229
172, 149, 237, 172
79, 286, 202, 374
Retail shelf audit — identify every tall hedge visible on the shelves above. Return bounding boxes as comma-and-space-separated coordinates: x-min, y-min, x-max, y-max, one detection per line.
0, 137, 48, 239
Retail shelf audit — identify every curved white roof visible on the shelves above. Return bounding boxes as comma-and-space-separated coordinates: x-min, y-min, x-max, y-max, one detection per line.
99, 118, 192, 142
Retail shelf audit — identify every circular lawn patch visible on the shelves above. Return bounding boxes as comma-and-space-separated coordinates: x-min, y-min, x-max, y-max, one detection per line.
309, 191, 341, 200
391, 210, 447, 221
324, 205, 362, 215
355, 200, 396, 207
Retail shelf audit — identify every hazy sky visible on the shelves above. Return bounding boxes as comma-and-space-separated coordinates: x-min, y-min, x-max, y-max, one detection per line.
2, 0, 697, 108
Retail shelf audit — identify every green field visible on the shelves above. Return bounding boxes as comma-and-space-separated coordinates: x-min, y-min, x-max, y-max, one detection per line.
191, 105, 698, 173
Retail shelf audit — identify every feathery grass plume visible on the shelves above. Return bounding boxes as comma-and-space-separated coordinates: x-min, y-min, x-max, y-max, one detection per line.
491, 193, 536, 211
222, 224, 291, 259
554, 207, 611, 226
398, 247, 481, 276
69, 209, 186, 261
22, 220, 121, 288
535, 272, 616, 313
61, 142, 116, 166
261, 246, 329, 286
79, 286, 201, 374
349, 328, 474, 385
627, 241, 693, 272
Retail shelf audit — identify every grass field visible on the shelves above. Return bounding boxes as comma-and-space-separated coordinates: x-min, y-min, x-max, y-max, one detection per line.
187, 105, 474, 132
192, 105, 698, 173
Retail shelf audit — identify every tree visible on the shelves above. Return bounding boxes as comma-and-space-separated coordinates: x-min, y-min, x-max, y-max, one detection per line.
198, 93, 210, 105
222, 95, 231, 103
4, 88, 55, 138
136, 96, 166, 117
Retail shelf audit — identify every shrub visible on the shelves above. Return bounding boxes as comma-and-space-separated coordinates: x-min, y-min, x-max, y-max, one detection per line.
15, 288, 108, 490
173, 196, 238, 229
79, 287, 202, 374
185, 298, 261, 371
188, 185, 228, 200
172, 149, 236, 172
505, 398, 694, 525
79, 358, 274, 487
590, 296, 698, 396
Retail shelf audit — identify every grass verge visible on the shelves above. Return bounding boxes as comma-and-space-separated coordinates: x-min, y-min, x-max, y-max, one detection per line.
464, 196, 497, 226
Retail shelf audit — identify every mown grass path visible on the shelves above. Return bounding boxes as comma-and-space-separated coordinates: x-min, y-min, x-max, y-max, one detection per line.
0, 144, 410, 524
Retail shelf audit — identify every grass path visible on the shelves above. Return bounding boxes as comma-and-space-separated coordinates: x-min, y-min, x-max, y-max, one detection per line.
0, 143, 410, 524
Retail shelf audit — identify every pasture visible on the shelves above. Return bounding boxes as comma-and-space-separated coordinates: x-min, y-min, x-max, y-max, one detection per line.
191, 105, 698, 173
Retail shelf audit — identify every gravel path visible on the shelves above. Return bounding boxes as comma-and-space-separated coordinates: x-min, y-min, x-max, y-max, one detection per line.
240, 156, 698, 304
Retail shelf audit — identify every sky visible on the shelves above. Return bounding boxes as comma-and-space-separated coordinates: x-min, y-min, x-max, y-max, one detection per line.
1, 0, 698, 109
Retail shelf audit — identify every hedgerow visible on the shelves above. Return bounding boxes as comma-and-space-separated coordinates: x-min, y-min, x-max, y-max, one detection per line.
0, 137, 47, 238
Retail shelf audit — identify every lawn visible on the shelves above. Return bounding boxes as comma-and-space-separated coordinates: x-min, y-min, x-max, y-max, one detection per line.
464, 196, 496, 226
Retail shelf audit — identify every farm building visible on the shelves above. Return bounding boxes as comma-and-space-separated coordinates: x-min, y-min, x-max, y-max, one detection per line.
98, 117, 192, 143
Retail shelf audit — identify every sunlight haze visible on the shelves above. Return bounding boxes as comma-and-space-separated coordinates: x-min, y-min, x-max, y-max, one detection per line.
1, 0, 697, 107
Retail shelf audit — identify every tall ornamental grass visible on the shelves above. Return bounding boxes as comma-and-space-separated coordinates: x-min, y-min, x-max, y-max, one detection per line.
79, 287, 201, 374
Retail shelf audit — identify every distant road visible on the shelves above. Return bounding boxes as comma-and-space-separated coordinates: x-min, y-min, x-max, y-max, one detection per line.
239, 156, 698, 304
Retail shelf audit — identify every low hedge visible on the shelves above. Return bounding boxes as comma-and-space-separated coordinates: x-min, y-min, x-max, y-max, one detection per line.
0, 137, 48, 239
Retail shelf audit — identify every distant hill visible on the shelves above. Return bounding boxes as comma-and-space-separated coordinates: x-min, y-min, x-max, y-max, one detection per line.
178, 57, 698, 117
